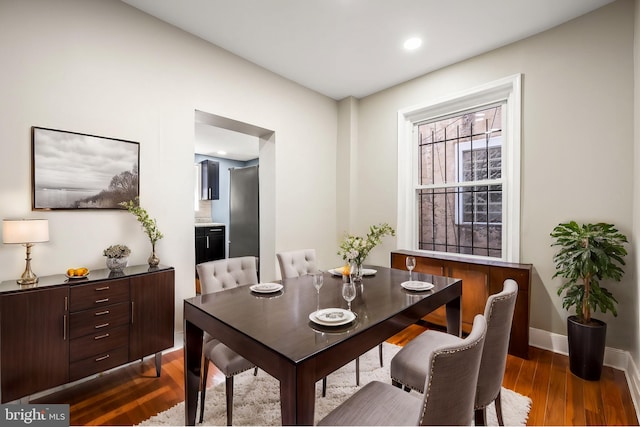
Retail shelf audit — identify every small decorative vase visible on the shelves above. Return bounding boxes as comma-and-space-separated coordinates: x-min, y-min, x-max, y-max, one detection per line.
106, 256, 128, 272
148, 250, 160, 267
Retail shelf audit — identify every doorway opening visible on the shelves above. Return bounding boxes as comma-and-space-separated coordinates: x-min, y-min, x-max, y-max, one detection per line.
194, 110, 276, 288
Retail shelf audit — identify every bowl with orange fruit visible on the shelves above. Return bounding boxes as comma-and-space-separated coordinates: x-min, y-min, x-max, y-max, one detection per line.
66, 267, 90, 279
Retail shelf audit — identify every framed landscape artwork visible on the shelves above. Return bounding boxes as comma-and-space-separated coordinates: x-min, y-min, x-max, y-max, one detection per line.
32, 127, 140, 210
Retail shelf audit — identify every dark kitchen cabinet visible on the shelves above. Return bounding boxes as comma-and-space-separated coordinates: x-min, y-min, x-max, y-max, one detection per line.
200, 159, 219, 200
195, 226, 225, 265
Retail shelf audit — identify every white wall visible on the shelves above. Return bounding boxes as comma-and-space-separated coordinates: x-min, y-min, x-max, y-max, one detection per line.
0, 0, 339, 331
355, 0, 637, 352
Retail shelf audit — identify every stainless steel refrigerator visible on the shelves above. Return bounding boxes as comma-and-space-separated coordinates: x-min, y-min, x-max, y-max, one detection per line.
229, 165, 259, 258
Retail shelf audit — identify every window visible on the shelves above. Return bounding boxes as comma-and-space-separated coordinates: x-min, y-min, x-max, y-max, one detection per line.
397, 75, 521, 262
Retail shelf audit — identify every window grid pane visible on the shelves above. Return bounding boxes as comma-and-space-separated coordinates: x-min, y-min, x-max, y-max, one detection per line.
417, 106, 503, 257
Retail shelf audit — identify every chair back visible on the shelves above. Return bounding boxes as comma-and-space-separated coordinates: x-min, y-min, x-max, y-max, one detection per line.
418, 315, 487, 426
196, 256, 259, 294
475, 279, 519, 409
276, 249, 317, 279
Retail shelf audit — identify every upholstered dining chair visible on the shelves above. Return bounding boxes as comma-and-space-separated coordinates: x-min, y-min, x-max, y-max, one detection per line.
390, 279, 519, 426
276, 248, 318, 279
318, 314, 487, 426
196, 256, 260, 426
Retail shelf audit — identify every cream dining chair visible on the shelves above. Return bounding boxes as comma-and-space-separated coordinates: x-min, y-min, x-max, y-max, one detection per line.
390, 279, 519, 426
196, 256, 260, 426
318, 314, 488, 426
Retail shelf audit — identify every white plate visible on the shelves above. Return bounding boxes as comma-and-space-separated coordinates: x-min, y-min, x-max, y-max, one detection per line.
328, 268, 377, 277
250, 283, 283, 293
309, 308, 356, 326
401, 281, 434, 291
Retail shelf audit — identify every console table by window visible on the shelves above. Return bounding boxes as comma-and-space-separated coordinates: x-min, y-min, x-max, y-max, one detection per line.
391, 250, 531, 359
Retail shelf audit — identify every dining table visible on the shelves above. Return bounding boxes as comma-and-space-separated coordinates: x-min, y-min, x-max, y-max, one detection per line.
183, 265, 462, 426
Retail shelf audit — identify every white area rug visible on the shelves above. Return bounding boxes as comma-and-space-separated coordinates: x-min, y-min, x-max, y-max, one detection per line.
139, 343, 531, 426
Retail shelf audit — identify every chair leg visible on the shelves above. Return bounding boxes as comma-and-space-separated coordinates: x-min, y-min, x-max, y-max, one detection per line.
495, 390, 505, 426
225, 376, 234, 426
379, 343, 383, 367
322, 377, 327, 397
355, 357, 360, 386
254, 367, 258, 376
199, 359, 210, 423
474, 407, 488, 426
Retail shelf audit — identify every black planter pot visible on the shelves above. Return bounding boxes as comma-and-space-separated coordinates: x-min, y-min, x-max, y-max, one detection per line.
567, 315, 607, 381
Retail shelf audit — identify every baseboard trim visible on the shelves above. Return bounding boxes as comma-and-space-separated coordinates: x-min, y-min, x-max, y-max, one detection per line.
530, 327, 640, 422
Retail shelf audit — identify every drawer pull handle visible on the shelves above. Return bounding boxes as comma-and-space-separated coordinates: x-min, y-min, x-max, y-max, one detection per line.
95, 355, 110, 362
94, 333, 110, 340
95, 298, 110, 304
95, 323, 110, 329
95, 310, 110, 316
95, 286, 110, 291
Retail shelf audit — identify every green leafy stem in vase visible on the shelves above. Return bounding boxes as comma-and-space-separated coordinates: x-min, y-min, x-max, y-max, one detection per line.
119, 198, 164, 246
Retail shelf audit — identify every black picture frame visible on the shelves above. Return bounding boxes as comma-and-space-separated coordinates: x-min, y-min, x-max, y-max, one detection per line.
32, 127, 140, 210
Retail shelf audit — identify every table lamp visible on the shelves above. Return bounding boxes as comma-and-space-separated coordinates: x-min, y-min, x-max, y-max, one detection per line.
2, 219, 49, 285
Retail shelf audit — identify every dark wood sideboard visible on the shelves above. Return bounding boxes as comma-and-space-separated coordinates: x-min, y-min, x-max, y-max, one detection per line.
391, 250, 531, 359
0, 265, 175, 403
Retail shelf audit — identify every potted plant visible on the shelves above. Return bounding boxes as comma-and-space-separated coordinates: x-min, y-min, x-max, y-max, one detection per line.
550, 221, 628, 380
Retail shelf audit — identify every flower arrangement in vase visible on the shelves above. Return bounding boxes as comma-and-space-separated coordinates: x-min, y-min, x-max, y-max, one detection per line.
103, 244, 131, 272
338, 223, 395, 280
120, 198, 164, 267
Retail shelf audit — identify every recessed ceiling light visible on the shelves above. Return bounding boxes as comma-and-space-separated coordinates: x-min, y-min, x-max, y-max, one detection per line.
217, 150, 227, 155
403, 37, 422, 50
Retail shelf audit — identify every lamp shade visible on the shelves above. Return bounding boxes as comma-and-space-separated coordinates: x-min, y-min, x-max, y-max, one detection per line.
2, 219, 49, 244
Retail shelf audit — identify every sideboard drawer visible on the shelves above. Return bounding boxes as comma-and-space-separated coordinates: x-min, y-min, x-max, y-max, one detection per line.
70, 346, 129, 382
69, 325, 129, 362
69, 278, 129, 312
69, 302, 130, 339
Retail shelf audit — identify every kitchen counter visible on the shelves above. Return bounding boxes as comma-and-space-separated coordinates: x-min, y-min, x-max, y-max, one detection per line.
195, 222, 225, 227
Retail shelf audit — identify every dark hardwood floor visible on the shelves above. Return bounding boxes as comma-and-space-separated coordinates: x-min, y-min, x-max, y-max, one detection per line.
33, 324, 638, 426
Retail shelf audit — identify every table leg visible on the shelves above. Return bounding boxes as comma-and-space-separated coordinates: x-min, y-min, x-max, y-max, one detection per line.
445, 294, 462, 337
280, 368, 316, 425
184, 319, 203, 426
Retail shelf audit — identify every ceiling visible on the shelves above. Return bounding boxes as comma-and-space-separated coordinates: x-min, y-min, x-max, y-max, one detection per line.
194, 124, 259, 161
121, 0, 613, 100
121, 0, 614, 160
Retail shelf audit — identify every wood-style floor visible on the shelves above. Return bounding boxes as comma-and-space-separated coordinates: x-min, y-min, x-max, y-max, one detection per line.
33, 323, 638, 426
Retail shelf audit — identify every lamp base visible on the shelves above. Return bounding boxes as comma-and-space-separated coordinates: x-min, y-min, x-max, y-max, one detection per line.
17, 276, 38, 286
17, 243, 38, 286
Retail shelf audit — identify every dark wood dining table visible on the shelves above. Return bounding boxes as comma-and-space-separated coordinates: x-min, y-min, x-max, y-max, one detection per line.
183, 265, 462, 426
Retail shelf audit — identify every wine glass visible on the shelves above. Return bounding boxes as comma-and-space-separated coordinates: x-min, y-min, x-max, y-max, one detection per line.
311, 271, 324, 311
406, 256, 416, 281
342, 280, 356, 311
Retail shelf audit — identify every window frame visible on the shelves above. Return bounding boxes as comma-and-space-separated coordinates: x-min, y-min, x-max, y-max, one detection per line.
397, 74, 521, 262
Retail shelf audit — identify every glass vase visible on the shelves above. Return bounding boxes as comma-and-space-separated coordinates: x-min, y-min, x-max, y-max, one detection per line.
148, 243, 160, 267
106, 256, 128, 272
